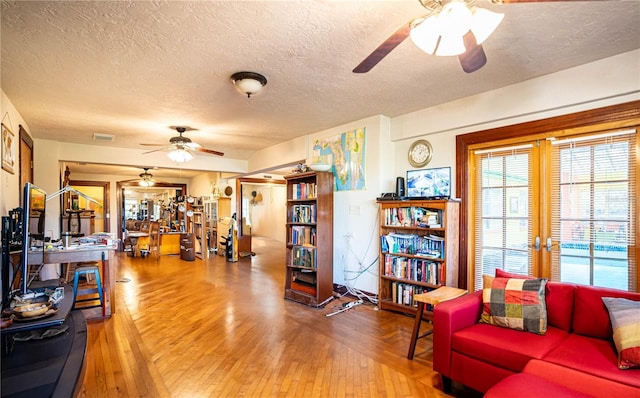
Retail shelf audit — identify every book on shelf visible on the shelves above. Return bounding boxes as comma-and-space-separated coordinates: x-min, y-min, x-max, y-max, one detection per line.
291, 204, 317, 224
383, 207, 442, 228
291, 246, 316, 268
293, 270, 317, 285
380, 233, 444, 259
384, 254, 443, 285
291, 182, 317, 200
290, 225, 316, 246
391, 282, 434, 310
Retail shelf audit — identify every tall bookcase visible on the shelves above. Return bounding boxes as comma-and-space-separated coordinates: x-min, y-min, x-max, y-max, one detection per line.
284, 171, 334, 307
377, 199, 460, 317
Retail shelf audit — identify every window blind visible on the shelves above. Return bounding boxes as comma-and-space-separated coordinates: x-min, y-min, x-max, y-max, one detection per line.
473, 144, 533, 290
550, 128, 636, 291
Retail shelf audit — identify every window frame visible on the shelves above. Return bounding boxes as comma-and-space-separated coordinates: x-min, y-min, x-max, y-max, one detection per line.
456, 100, 640, 291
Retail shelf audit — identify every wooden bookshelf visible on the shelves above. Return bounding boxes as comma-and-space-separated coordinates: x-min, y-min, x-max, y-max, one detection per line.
284, 171, 333, 307
377, 199, 460, 317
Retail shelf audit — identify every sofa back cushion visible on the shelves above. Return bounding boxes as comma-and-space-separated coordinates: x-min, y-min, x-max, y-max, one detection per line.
573, 285, 640, 339
495, 270, 575, 332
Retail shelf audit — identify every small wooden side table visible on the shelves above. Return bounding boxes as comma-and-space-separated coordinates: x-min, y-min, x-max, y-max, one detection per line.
407, 286, 467, 359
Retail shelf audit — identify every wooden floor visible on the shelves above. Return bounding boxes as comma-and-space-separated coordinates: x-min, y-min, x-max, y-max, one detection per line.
79, 236, 480, 398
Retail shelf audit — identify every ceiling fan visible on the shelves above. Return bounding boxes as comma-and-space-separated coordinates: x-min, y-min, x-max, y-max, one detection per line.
141, 126, 224, 163
353, 0, 552, 74
138, 168, 156, 187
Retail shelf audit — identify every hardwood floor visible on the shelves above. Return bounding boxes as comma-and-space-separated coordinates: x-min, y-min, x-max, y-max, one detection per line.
79, 236, 480, 398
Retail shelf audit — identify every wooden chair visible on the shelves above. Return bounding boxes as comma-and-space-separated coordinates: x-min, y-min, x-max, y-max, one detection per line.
147, 221, 161, 260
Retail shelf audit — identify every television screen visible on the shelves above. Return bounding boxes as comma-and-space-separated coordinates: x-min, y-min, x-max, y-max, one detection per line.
406, 167, 451, 198
21, 182, 46, 294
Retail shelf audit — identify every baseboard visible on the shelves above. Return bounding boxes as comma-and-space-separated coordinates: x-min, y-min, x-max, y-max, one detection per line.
332, 284, 376, 300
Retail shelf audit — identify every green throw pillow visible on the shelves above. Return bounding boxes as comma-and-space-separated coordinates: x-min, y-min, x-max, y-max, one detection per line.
480, 275, 548, 335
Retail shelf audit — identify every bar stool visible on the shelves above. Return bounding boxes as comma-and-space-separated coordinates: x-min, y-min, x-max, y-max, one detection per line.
407, 286, 467, 359
72, 266, 104, 311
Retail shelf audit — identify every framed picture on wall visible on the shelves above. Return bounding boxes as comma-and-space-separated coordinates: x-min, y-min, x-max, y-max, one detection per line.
2, 123, 15, 174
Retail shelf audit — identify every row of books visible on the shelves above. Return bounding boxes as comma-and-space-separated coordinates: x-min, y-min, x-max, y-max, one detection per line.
290, 182, 317, 200
384, 254, 444, 285
383, 207, 441, 228
380, 233, 444, 258
290, 225, 317, 246
290, 204, 317, 224
291, 246, 316, 269
391, 282, 434, 309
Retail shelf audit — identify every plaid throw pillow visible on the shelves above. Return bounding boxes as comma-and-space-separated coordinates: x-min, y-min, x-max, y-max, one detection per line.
602, 297, 640, 369
480, 275, 548, 335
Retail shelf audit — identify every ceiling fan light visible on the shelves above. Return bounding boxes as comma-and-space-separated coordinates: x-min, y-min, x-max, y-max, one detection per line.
410, 15, 441, 55
410, 9, 468, 57
168, 149, 193, 163
439, 1, 472, 37
231, 71, 267, 98
470, 7, 504, 45
139, 179, 155, 187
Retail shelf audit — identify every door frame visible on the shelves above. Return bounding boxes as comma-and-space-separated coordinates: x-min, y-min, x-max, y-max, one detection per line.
456, 100, 640, 289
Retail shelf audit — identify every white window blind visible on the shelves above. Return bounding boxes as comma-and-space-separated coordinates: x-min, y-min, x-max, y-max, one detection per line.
473, 144, 533, 290
550, 129, 637, 291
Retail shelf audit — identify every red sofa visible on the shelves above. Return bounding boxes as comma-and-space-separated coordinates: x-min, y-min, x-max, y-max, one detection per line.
433, 271, 640, 397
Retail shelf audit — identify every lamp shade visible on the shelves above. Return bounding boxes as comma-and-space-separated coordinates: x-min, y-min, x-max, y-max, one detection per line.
470, 7, 504, 45
168, 149, 193, 163
410, 0, 503, 57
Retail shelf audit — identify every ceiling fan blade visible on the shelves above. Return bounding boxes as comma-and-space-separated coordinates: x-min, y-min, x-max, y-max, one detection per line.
353, 23, 411, 73
195, 147, 224, 157
142, 147, 170, 155
458, 31, 487, 73
140, 143, 167, 147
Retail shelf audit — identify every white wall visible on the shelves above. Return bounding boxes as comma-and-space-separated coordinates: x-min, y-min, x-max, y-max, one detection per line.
1, 90, 31, 215
241, 183, 287, 243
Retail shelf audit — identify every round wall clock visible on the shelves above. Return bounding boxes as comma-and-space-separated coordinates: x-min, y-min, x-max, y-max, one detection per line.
408, 139, 433, 168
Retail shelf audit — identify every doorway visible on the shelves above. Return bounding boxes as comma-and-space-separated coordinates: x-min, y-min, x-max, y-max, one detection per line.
65, 180, 109, 236
457, 102, 639, 292
116, 181, 187, 248
236, 177, 287, 255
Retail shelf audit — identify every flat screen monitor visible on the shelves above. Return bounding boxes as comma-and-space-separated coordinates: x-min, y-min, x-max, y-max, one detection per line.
21, 182, 46, 294
406, 167, 451, 199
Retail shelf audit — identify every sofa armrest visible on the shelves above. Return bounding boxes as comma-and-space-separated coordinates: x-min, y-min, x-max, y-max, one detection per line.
433, 290, 482, 376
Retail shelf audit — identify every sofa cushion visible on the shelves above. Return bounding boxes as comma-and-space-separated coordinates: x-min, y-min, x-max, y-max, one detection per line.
496, 269, 575, 332
542, 333, 640, 388
484, 373, 593, 398
523, 359, 640, 398
481, 275, 548, 334
602, 297, 640, 369
451, 323, 569, 372
573, 285, 640, 339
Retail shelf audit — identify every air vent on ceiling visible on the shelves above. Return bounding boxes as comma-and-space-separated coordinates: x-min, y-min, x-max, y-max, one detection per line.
93, 133, 115, 142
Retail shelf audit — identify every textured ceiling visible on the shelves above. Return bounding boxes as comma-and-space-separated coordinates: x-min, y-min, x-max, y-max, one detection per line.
2, 0, 639, 178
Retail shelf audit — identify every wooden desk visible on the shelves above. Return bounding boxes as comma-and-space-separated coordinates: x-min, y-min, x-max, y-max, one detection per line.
160, 232, 181, 255
407, 286, 466, 359
29, 245, 116, 320
1, 285, 74, 336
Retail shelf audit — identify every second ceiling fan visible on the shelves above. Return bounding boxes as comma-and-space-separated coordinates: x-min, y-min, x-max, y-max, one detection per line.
141, 126, 224, 163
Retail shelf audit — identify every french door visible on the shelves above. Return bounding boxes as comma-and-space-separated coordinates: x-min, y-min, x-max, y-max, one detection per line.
470, 125, 638, 292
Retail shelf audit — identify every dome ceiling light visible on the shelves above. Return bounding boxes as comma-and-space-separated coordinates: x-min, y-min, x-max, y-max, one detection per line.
231, 71, 267, 98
